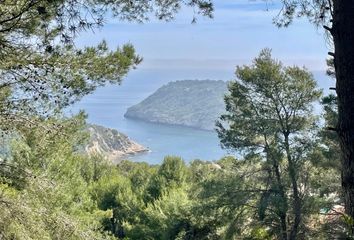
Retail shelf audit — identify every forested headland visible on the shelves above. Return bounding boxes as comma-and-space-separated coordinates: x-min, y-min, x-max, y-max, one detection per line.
125, 80, 227, 131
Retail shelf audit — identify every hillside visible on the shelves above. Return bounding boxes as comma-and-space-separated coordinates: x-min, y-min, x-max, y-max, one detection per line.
124, 80, 228, 130
85, 124, 148, 162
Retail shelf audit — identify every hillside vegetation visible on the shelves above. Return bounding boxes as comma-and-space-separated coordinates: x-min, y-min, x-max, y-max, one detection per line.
0, 54, 343, 240
125, 80, 228, 130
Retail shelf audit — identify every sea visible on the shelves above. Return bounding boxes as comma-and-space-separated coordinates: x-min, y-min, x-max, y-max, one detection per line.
69, 67, 332, 164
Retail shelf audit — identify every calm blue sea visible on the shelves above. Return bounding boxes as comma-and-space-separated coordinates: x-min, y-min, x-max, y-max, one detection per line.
69, 67, 332, 164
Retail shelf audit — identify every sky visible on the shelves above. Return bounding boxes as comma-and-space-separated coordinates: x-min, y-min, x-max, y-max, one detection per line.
76, 0, 330, 73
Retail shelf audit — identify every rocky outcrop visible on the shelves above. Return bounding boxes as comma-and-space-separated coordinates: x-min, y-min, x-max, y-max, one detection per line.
124, 80, 228, 130
85, 124, 147, 162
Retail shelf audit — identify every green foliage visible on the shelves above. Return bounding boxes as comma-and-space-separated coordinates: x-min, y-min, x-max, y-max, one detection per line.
125, 80, 228, 130
215, 49, 340, 239
271, 0, 331, 27
0, 113, 340, 239
0, 0, 213, 135
0, 2, 213, 238
146, 156, 188, 201
0, 117, 112, 239
315, 94, 340, 170
217, 49, 321, 153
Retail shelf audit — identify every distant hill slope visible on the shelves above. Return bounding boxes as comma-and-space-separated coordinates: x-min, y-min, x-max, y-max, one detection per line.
85, 124, 147, 162
124, 80, 228, 130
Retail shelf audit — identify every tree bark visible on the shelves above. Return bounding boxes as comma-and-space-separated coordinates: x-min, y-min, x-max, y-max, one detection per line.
332, 0, 354, 232
284, 135, 301, 240
273, 162, 288, 240
288, 161, 301, 240
270, 155, 288, 240
266, 143, 288, 240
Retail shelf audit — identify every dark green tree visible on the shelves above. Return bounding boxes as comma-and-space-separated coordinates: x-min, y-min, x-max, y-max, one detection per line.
217, 49, 322, 239
146, 156, 188, 201
0, 0, 213, 133
250, 0, 354, 226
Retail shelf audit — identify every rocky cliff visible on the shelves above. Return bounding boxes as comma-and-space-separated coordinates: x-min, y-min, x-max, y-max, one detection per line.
85, 124, 147, 161
124, 80, 228, 130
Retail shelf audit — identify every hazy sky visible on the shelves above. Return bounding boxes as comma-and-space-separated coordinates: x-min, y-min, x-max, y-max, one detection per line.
76, 0, 330, 72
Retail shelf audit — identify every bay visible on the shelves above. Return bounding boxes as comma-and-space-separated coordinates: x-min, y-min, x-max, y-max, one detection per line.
69, 68, 233, 164
69, 67, 331, 164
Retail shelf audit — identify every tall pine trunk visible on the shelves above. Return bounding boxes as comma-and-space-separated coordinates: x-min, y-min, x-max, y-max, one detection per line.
332, 0, 354, 230
284, 134, 301, 240
271, 159, 288, 240
266, 143, 288, 239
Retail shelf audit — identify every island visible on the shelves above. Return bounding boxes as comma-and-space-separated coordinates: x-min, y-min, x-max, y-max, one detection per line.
124, 80, 228, 130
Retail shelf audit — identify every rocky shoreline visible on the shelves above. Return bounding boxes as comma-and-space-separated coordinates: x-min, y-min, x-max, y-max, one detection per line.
85, 124, 148, 162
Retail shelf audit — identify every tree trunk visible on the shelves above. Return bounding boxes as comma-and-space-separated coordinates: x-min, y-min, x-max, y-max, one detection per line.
266, 143, 288, 240
275, 166, 288, 240
288, 161, 301, 240
332, 0, 354, 232
284, 135, 301, 240
272, 161, 288, 240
